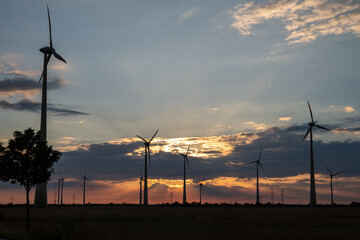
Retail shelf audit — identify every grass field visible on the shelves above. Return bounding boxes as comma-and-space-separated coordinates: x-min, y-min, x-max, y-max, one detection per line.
0, 205, 359, 240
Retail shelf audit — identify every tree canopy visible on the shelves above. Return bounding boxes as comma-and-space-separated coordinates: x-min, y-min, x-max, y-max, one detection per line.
0, 128, 61, 191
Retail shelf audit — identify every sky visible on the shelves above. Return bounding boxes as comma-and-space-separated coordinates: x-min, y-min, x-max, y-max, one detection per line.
0, 0, 360, 205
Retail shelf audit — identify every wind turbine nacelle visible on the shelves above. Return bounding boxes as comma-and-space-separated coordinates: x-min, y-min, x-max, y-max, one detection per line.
40, 46, 54, 54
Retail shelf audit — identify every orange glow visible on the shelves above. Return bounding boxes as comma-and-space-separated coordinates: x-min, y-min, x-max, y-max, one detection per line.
103, 133, 258, 159
1, 174, 360, 205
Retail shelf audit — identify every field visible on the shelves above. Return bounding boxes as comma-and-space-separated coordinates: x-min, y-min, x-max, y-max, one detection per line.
0, 205, 360, 240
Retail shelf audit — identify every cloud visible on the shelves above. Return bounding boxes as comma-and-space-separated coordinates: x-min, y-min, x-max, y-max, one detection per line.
343, 116, 360, 123
2, 70, 40, 77
278, 117, 292, 121
230, 0, 360, 44
0, 77, 66, 98
179, 7, 199, 22
330, 105, 356, 113
245, 121, 268, 130
344, 106, 355, 113
0, 54, 23, 70
0, 99, 89, 116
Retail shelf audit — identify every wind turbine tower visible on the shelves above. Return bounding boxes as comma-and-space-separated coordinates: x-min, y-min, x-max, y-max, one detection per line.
180, 146, 191, 204
325, 167, 341, 205
302, 101, 330, 207
139, 176, 143, 205
57, 176, 61, 205
137, 129, 159, 206
250, 148, 265, 205
199, 182, 203, 205
60, 176, 65, 205
34, 5, 67, 207
83, 169, 89, 205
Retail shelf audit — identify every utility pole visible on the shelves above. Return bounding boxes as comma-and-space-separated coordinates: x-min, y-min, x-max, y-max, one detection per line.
271, 186, 274, 204
281, 188, 284, 204
72, 194, 76, 204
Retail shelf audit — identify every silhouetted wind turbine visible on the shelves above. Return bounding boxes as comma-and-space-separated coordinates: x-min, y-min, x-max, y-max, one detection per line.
199, 179, 205, 205
139, 172, 144, 206
325, 167, 341, 205
35, 5, 67, 208
57, 176, 61, 205
302, 101, 330, 207
83, 168, 89, 205
250, 148, 265, 205
180, 146, 191, 204
60, 176, 65, 205
137, 129, 159, 206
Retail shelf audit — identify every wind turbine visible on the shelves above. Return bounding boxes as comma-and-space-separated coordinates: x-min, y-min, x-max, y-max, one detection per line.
57, 176, 61, 205
250, 148, 265, 205
302, 101, 330, 207
180, 146, 191, 204
139, 172, 144, 206
199, 178, 205, 205
83, 168, 89, 205
137, 129, 159, 206
60, 176, 65, 205
34, 5, 67, 208
325, 167, 341, 205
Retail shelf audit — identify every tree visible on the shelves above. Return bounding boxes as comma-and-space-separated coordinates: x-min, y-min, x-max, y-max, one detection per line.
0, 128, 61, 232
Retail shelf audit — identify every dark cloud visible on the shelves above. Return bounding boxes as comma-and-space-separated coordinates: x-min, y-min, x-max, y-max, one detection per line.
148, 183, 169, 192
56, 125, 360, 183
0, 99, 89, 116
0, 77, 65, 93
343, 117, 360, 123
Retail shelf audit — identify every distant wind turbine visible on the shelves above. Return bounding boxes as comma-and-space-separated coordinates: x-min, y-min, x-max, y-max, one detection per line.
137, 129, 159, 206
83, 168, 89, 205
302, 101, 330, 207
57, 176, 61, 205
61, 176, 65, 205
139, 172, 144, 206
35, 5, 67, 208
199, 179, 205, 205
250, 148, 265, 205
180, 146, 191, 204
325, 167, 341, 205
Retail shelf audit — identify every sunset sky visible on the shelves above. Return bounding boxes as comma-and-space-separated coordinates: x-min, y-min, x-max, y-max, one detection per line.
1, 0, 360, 205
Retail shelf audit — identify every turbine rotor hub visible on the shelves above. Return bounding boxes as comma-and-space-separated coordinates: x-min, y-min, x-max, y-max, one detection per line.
39, 46, 54, 54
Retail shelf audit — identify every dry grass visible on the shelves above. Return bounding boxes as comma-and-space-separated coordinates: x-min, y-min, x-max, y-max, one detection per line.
0, 205, 359, 240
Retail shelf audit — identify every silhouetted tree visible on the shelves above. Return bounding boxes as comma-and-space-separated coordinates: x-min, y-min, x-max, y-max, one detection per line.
0, 128, 61, 233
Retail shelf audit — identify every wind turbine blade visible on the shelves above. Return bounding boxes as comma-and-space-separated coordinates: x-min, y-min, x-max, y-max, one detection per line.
258, 148, 263, 160
315, 124, 329, 131
325, 166, 332, 175
47, 5, 53, 48
149, 129, 159, 143
307, 100, 314, 123
333, 171, 342, 176
38, 54, 52, 84
302, 128, 311, 142
186, 156, 190, 169
258, 162, 265, 173
249, 160, 258, 164
38, 71, 45, 84
137, 135, 147, 142
148, 146, 151, 166
186, 145, 190, 156
53, 51, 67, 64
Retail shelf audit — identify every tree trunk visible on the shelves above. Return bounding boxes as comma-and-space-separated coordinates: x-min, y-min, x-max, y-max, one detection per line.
26, 187, 30, 233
